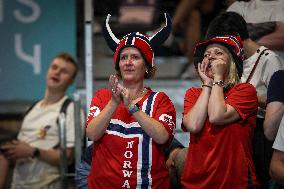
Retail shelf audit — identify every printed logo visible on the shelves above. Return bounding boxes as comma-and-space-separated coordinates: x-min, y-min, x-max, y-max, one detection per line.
159, 114, 175, 127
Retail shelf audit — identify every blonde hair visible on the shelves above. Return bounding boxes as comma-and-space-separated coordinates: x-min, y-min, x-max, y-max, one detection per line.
226, 53, 240, 87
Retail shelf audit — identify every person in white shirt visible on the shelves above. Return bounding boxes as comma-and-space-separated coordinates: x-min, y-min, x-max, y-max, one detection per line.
0, 52, 79, 189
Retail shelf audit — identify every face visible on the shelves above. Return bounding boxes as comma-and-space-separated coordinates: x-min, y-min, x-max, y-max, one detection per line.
202, 43, 230, 78
46, 57, 76, 92
119, 47, 146, 82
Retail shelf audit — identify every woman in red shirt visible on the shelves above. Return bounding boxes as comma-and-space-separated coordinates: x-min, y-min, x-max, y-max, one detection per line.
181, 35, 259, 189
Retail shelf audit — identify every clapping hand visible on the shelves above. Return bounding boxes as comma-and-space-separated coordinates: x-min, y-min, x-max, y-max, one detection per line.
109, 75, 123, 104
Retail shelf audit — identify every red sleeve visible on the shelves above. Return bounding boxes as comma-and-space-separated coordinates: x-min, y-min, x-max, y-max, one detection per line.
152, 92, 176, 141
226, 83, 258, 122
182, 88, 202, 131
86, 89, 111, 127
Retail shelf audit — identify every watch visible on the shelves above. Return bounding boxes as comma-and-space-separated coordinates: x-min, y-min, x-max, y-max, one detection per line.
32, 147, 40, 158
129, 103, 139, 114
212, 80, 224, 87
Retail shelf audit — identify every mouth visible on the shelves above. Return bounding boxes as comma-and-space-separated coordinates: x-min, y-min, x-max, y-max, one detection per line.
51, 76, 60, 82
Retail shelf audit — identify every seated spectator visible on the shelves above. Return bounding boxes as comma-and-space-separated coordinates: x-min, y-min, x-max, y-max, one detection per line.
0, 53, 79, 188
227, 0, 284, 61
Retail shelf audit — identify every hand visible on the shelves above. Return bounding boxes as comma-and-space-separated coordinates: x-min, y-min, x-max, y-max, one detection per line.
1, 140, 34, 160
211, 59, 227, 79
109, 75, 123, 104
120, 87, 132, 109
197, 60, 213, 86
166, 148, 182, 169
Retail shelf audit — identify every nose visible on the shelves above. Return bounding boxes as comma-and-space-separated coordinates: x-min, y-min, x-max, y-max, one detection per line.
208, 53, 216, 60
125, 57, 133, 65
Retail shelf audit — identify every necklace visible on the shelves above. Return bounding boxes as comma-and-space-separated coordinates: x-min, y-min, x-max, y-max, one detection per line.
130, 87, 146, 101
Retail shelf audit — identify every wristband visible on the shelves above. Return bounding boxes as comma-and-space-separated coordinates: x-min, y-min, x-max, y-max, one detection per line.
212, 80, 224, 87
201, 84, 212, 88
129, 103, 139, 114
32, 147, 40, 158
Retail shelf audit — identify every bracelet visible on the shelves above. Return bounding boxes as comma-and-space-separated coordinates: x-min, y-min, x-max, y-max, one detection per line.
212, 80, 224, 87
128, 103, 139, 114
32, 147, 40, 158
201, 84, 212, 88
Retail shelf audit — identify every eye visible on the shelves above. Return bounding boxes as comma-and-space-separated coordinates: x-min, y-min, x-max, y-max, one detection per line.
120, 55, 127, 60
51, 64, 58, 70
216, 51, 223, 55
132, 55, 141, 60
204, 53, 210, 58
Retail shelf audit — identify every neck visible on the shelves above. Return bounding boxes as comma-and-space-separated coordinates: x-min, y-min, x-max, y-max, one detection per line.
123, 81, 146, 101
41, 88, 65, 107
243, 39, 260, 59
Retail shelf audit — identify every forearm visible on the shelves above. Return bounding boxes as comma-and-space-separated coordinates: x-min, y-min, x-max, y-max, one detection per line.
264, 104, 284, 141
86, 99, 117, 141
0, 154, 9, 189
132, 110, 169, 144
173, 0, 199, 31
270, 150, 284, 185
257, 22, 284, 51
37, 147, 73, 166
264, 116, 282, 141
183, 87, 210, 133
208, 85, 227, 123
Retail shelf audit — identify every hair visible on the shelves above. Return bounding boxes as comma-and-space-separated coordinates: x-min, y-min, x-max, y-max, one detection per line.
115, 47, 157, 79
226, 52, 240, 87
206, 12, 249, 40
54, 52, 78, 79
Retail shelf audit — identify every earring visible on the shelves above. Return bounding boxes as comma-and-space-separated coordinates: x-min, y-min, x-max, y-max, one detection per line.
146, 69, 149, 74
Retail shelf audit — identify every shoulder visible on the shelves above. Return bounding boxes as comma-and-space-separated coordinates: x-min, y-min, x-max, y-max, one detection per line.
232, 83, 257, 95
93, 88, 112, 100
271, 70, 284, 82
227, 1, 247, 14
260, 48, 282, 62
185, 87, 202, 97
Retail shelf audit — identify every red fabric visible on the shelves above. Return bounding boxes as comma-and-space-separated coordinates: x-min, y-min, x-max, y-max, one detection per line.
86, 88, 176, 189
181, 83, 259, 189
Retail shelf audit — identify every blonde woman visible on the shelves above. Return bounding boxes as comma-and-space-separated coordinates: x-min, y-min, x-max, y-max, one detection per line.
181, 36, 259, 189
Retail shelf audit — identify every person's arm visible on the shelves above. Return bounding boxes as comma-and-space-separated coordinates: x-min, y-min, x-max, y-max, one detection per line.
183, 62, 212, 133
264, 102, 284, 141
183, 87, 211, 133
208, 59, 240, 125
258, 22, 284, 51
0, 154, 9, 189
86, 99, 118, 141
270, 150, 284, 185
208, 83, 240, 125
86, 75, 122, 141
131, 108, 171, 144
172, 0, 199, 33
1, 140, 73, 166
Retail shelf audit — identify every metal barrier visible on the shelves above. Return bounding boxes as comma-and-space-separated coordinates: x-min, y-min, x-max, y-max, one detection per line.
58, 113, 68, 189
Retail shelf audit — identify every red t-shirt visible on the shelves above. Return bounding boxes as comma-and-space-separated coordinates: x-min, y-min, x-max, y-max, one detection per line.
181, 83, 259, 189
86, 88, 176, 189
